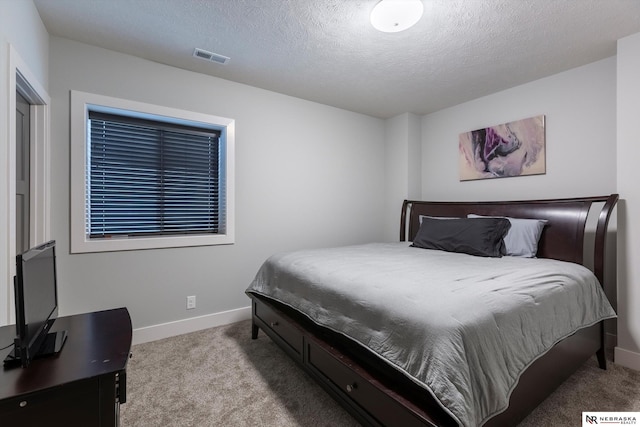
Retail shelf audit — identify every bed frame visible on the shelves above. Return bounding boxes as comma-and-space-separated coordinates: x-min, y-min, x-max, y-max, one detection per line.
248, 194, 619, 427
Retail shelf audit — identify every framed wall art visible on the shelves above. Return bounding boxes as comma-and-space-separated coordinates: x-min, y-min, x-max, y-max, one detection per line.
459, 115, 545, 181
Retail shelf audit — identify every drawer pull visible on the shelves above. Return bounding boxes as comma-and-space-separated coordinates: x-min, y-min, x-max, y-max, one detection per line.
270, 321, 279, 327
19, 401, 27, 408
346, 383, 357, 393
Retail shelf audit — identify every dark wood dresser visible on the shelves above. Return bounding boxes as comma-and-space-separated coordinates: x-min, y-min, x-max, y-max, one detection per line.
0, 307, 132, 426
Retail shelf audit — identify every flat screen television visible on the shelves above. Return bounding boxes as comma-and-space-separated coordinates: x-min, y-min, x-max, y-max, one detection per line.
3, 240, 67, 368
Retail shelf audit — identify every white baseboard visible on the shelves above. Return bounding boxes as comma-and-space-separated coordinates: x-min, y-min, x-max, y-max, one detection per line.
614, 346, 640, 371
132, 306, 251, 345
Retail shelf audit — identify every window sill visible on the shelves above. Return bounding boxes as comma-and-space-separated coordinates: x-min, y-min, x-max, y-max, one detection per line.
70, 233, 235, 253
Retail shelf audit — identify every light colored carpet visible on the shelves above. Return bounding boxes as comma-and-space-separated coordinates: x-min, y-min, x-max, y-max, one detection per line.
121, 320, 640, 426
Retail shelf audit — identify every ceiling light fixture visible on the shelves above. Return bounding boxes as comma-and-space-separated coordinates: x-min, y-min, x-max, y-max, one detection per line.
370, 0, 424, 33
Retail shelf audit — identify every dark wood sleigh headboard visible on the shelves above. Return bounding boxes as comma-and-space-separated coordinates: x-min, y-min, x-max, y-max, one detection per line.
400, 194, 619, 286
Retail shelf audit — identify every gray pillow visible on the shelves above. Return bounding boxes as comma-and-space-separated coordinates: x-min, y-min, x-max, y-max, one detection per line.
411, 217, 511, 258
467, 214, 548, 257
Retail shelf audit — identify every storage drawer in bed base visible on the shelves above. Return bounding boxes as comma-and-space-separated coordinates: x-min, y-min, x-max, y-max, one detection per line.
249, 296, 449, 427
305, 338, 432, 427
252, 298, 304, 361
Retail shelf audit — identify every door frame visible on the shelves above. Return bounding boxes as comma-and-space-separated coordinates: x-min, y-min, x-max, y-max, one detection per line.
2, 45, 51, 325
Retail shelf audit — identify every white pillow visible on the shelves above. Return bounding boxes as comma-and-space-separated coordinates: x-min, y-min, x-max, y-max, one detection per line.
418, 215, 458, 224
467, 214, 548, 257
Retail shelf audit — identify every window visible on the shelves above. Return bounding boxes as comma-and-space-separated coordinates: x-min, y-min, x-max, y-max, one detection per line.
70, 91, 234, 253
87, 112, 222, 238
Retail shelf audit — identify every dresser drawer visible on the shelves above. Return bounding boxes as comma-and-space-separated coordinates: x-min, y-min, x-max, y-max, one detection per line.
255, 300, 303, 359
306, 339, 427, 427
0, 378, 100, 426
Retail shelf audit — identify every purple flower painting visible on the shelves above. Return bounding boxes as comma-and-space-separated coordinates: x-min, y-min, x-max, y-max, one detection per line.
459, 115, 545, 181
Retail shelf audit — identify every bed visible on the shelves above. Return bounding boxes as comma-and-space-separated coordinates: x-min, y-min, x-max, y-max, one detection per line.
246, 194, 618, 427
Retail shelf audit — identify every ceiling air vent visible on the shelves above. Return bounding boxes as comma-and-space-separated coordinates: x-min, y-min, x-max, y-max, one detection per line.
193, 48, 230, 65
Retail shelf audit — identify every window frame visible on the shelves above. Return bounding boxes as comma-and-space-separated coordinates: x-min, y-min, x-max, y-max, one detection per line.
70, 90, 235, 253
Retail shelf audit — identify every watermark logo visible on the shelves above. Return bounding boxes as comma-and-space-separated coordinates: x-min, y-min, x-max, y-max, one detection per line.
585, 415, 598, 424
583, 412, 640, 426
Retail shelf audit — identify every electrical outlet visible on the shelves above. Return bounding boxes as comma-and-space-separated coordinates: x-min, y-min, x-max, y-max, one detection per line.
186, 295, 196, 310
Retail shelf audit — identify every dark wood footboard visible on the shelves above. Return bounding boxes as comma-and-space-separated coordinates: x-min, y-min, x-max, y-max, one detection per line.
484, 321, 601, 426
250, 294, 602, 427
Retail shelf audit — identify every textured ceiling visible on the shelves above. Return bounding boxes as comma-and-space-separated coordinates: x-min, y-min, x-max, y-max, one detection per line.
34, 0, 640, 118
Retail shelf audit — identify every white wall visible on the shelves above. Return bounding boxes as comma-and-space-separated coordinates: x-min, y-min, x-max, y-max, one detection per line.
421, 57, 617, 201
0, 0, 49, 88
0, 0, 50, 325
383, 112, 421, 242
48, 37, 386, 332
616, 32, 640, 370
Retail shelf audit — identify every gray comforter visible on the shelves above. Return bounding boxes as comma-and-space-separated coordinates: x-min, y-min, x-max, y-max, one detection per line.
246, 243, 616, 427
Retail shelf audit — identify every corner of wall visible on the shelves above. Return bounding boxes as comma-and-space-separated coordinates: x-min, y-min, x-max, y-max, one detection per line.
383, 113, 423, 242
